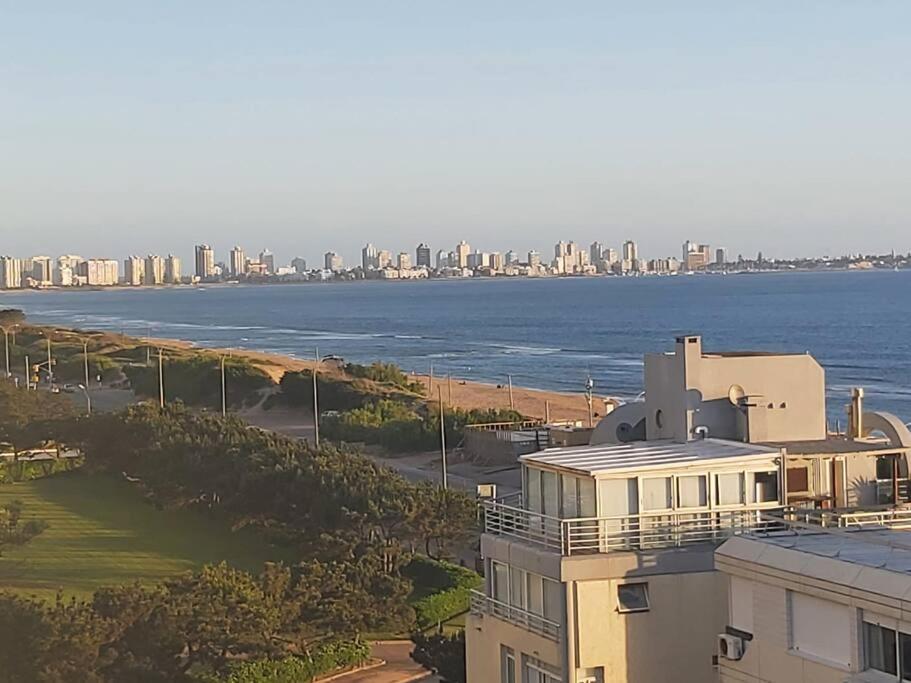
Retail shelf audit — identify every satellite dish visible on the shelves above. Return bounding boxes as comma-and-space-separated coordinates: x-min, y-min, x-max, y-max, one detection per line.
728, 384, 746, 406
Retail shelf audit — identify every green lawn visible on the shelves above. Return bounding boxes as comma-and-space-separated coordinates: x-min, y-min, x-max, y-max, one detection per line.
0, 473, 294, 600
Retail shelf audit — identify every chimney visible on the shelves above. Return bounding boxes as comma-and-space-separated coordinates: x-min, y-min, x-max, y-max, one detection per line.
848, 387, 864, 439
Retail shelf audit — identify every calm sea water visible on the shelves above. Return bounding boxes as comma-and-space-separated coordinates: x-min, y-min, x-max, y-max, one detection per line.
2, 271, 910, 422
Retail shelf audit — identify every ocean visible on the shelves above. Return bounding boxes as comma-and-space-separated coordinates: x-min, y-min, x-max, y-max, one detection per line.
2, 270, 910, 422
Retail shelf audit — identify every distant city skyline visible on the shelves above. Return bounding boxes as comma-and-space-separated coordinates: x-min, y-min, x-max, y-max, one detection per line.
2, 3, 910, 261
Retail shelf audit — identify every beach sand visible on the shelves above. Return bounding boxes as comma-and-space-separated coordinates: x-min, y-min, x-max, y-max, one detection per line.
148, 337, 603, 423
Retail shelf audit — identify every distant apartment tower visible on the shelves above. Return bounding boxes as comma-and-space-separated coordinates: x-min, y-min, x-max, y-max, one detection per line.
259, 250, 275, 274
415, 243, 431, 269
165, 255, 181, 284
55, 255, 83, 286
505, 250, 519, 266
683, 241, 712, 270
81, 259, 119, 286
488, 252, 503, 271
324, 252, 343, 271
715, 247, 728, 265
229, 247, 246, 277
145, 255, 165, 285
621, 239, 638, 263
291, 257, 307, 274
0, 257, 22, 289
195, 244, 215, 279
456, 241, 471, 269
397, 252, 411, 270
435, 249, 450, 270
125, 256, 145, 286
527, 250, 541, 268
604, 247, 618, 264
589, 241, 603, 266
361, 243, 379, 270
30, 256, 52, 284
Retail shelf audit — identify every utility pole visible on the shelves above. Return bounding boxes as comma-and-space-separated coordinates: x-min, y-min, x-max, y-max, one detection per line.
585, 376, 594, 428
312, 349, 320, 448
158, 348, 165, 407
507, 374, 514, 410
545, 400, 551, 424
1, 327, 9, 378
220, 355, 227, 417
82, 340, 90, 390
24, 355, 30, 390
438, 386, 447, 489
429, 362, 434, 397
447, 374, 453, 404
46, 336, 53, 386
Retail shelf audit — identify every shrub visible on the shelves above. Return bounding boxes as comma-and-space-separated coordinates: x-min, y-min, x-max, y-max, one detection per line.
222, 639, 371, 683
405, 557, 482, 629
411, 631, 466, 683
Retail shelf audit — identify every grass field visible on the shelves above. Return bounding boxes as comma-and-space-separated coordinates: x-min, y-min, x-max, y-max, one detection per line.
0, 473, 294, 600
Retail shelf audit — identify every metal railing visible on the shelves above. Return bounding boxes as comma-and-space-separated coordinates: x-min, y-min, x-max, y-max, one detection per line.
792, 507, 911, 530
483, 499, 785, 555
470, 590, 561, 641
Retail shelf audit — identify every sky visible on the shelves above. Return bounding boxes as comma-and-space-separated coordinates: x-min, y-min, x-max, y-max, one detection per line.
2, 1, 910, 267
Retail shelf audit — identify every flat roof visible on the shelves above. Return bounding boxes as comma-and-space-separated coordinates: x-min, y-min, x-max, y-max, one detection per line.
718, 529, 911, 598
521, 438, 781, 477
760, 437, 907, 456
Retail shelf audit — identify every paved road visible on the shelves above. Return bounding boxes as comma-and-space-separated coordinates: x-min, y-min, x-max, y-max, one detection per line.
328, 642, 435, 683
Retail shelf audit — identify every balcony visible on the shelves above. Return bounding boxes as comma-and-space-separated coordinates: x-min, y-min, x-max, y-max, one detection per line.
469, 590, 561, 641
483, 498, 785, 555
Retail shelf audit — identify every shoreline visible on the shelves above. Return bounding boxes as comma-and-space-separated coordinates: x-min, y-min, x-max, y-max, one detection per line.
146, 335, 602, 423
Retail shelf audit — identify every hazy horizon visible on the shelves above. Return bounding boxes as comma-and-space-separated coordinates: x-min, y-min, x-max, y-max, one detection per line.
2, 2, 910, 267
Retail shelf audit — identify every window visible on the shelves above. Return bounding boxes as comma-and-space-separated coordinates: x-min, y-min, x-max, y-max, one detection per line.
543, 578, 562, 622
617, 583, 649, 613
641, 477, 672, 510
523, 656, 560, 683
526, 468, 542, 513
787, 466, 809, 493
790, 592, 852, 668
491, 561, 509, 603
527, 573, 544, 616
864, 621, 898, 675
716, 472, 744, 506
500, 646, 516, 683
677, 474, 708, 508
542, 470, 559, 517
509, 566, 527, 610
900, 632, 911, 681
560, 475, 597, 518
749, 471, 779, 503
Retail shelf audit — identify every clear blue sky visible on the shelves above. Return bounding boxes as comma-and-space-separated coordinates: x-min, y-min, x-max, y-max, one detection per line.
2, 2, 909, 266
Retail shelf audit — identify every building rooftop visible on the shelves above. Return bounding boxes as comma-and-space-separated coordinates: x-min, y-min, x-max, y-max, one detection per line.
760, 437, 908, 456
520, 438, 781, 477
718, 528, 911, 598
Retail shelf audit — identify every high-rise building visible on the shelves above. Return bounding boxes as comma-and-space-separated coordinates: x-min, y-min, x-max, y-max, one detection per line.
55, 255, 83, 286
80, 259, 119, 286
125, 256, 145, 286
195, 244, 215, 279
467, 251, 486, 269
683, 241, 712, 270
505, 250, 519, 265
228, 247, 246, 277
527, 250, 541, 268
715, 247, 727, 265
397, 252, 411, 270
291, 257, 307, 274
456, 241, 471, 269
622, 239, 638, 263
145, 255, 165, 285
415, 243, 431, 268
165, 255, 181, 284
377, 250, 393, 268
362, 243, 379, 270
324, 252, 343, 271
0, 257, 22, 289
488, 252, 503, 271
435, 250, 450, 270
604, 248, 618, 265
259, 249, 275, 274
589, 242, 604, 266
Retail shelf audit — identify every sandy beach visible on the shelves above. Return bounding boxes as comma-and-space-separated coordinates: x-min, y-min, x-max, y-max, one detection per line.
146, 336, 603, 423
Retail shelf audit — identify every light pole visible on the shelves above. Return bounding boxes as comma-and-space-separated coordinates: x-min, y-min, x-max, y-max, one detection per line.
158, 347, 165, 407
585, 376, 594, 428
82, 339, 90, 392
439, 386, 448, 489
24, 354, 30, 389
312, 348, 320, 448
77, 384, 92, 415
0, 326, 10, 378
220, 355, 227, 417
46, 335, 53, 386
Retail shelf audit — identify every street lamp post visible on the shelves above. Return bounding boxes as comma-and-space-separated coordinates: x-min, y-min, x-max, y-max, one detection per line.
220, 355, 227, 417
158, 347, 165, 407
312, 348, 320, 448
1, 326, 10, 378
585, 376, 595, 428
82, 339, 90, 389
77, 384, 92, 415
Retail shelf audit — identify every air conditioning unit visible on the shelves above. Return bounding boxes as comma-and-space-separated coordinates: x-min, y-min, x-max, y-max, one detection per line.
718, 633, 744, 661
477, 484, 497, 499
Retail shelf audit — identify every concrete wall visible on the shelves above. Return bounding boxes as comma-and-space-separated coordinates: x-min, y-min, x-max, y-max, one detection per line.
645, 336, 827, 444
466, 612, 563, 683
571, 571, 726, 683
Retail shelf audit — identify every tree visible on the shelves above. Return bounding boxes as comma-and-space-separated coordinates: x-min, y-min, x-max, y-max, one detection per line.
0, 500, 48, 557
410, 631, 466, 683
0, 309, 25, 327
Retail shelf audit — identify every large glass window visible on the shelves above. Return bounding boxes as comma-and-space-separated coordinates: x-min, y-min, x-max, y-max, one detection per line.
677, 475, 708, 508
527, 573, 544, 616
542, 470, 559, 517
716, 473, 744, 506
523, 657, 560, 683
509, 566, 527, 610
864, 621, 898, 675
748, 471, 779, 503
543, 578, 561, 622
900, 633, 911, 681
578, 477, 596, 517
492, 560, 509, 603
641, 477, 672, 511
526, 468, 542, 513
500, 646, 516, 683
